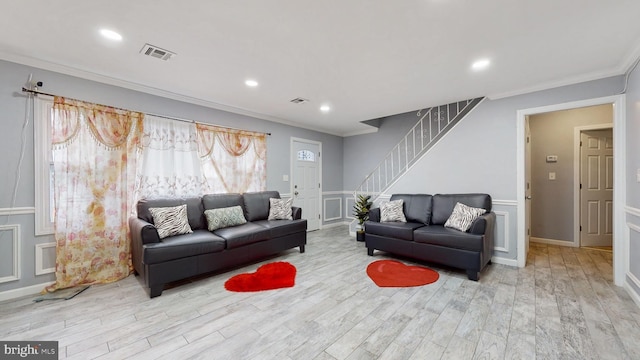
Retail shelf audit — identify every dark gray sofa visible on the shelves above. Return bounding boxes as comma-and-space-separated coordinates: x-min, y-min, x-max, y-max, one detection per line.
365, 193, 495, 281
129, 191, 307, 297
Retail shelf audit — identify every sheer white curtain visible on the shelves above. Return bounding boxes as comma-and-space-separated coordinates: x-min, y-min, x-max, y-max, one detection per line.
197, 124, 266, 193
135, 115, 205, 199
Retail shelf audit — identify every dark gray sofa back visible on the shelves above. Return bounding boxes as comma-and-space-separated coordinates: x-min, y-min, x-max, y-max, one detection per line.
243, 191, 281, 221
390, 194, 433, 225
202, 193, 244, 210
137, 197, 205, 230
431, 193, 492, 225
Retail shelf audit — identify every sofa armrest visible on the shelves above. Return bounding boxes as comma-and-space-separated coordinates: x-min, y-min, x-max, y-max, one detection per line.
129, 216, 160, 245
469, 212, 496, 255
292, 206, 302, 220
368, 208, 381, 222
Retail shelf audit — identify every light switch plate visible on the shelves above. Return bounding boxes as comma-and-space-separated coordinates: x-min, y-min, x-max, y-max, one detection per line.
283, 174, 289, 182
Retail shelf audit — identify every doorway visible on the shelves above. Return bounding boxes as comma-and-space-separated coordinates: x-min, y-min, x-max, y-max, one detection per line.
290, 138, 322, 231
516, 95, 626, 286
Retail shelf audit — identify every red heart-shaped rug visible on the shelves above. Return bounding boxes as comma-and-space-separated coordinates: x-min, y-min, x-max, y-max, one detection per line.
224, 261, 296, 292
367, 260, 439, 287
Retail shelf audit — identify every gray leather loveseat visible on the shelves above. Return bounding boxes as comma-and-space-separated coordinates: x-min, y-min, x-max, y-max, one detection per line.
129, 191, 307, 297
365, 193, 495, 281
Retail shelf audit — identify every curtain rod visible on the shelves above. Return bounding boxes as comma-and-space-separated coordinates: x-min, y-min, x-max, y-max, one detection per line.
20, 87, 272, 136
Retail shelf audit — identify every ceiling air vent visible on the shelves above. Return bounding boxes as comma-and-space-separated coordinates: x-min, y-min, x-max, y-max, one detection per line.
290, 97, 309, 104
140, 43, 175, 61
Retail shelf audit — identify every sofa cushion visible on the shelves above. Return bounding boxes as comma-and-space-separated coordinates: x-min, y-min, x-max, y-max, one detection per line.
244, 191, 281, 221
149, 204, 193, 239
381, 200, 407, 222
365, 221, 425, 241
143, 230, 225, 264
390, 194, 433, 225
252, 219, 307, 238
138, 197, 205, 230
204, 206, 247, 231
413, 226, 484, 252
268, 198, 293, 220
431, 194, 492, 225
444, 202, 486, 232
213, 223, 270, 249
203, 193, 244, 210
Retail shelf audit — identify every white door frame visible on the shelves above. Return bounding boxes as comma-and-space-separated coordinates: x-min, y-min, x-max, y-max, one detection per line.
573, 124, 614, 248
516, 95, 626, 286
290, 137, 323, 230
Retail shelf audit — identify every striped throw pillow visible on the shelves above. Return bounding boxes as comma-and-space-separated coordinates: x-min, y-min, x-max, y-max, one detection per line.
205, 206, 247, 231
380, 199, 407, 222
149, 204, 193, 239
268, 198, 293, 220
444, 202, 486, 232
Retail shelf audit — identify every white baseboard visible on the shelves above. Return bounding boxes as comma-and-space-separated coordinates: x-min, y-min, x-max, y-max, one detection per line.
491, 256, 518, 267
531, 237, 578, 247
0, 282, 54, 302
625, 272, 640, 309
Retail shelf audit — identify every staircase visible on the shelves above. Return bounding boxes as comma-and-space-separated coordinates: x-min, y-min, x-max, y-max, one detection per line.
350, 97, 484, 234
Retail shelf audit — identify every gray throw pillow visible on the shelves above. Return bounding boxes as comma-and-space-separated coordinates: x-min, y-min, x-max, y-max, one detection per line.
444, 202, 486, 232
149, 204, 193, 239
380, 199, 407, 222
205, 206, 247, 231
268, 198, 293, 220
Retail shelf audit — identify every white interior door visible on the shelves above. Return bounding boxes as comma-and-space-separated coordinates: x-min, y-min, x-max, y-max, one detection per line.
291, 139, 321, 231
580, 129, 613, 247
525, 118, 532, 258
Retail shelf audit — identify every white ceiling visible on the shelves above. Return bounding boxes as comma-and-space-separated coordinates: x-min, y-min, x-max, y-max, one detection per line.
2, 1, 640, 136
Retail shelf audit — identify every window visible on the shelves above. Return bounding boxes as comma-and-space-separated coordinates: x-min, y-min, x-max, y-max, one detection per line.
297, 149, 315, 162
34, 95, 55, 235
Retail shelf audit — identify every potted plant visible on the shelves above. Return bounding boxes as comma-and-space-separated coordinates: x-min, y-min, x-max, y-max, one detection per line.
352, 194, 372, 242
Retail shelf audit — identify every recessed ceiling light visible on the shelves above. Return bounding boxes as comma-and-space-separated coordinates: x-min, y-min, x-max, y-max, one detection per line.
320, 105, 331, 113
245, 79, 259, 87
100, 29, 122, 41
471, 58, 490, 71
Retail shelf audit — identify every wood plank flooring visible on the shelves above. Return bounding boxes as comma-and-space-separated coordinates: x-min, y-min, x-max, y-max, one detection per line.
1, 226, 640, 359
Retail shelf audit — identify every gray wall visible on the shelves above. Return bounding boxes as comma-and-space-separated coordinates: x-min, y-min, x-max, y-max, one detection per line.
0, 59, 344, 294
529, 105, 613, 242
625, 60, 640, 297
344, 76, 624, 261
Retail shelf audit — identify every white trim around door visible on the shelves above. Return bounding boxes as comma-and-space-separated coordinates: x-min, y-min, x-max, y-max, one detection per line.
516, 95, 626, 286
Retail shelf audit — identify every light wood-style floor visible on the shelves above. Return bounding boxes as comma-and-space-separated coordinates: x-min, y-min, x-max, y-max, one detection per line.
2, 226, 640, 360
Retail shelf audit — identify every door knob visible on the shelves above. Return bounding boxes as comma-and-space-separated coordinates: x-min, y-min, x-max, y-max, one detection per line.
525, 196, 532, 200
294, 191, 299, 196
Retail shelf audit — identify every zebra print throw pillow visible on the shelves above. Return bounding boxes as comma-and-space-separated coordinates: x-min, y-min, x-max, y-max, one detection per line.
380, 199, 407, 222
205, 206, 247, 231
268, 198, 293, 220
444, 202, 486, 232
149, 204, 193, 239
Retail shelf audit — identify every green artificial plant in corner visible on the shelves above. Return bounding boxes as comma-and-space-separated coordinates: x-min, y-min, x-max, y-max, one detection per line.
352, 194, 373, 233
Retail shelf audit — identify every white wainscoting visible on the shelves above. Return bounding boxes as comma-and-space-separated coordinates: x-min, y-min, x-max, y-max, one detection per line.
0, 224, 20, 284
323, 197, 342, 221
626, 272, 640, 308
493, 210, 510, 253
35, 242, 56, 276
0, 207, 35, 216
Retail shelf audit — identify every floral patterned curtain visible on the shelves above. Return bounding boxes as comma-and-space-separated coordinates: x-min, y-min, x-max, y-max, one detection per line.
197, 124, 266, 193
46, 97, 142, 291
135, 115, 205, 199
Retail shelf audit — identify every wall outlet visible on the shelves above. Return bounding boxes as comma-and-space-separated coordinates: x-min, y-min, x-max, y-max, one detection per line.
549, 172, 556, 180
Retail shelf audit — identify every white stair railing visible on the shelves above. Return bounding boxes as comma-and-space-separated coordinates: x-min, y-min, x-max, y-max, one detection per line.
349, 97, 484, 234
